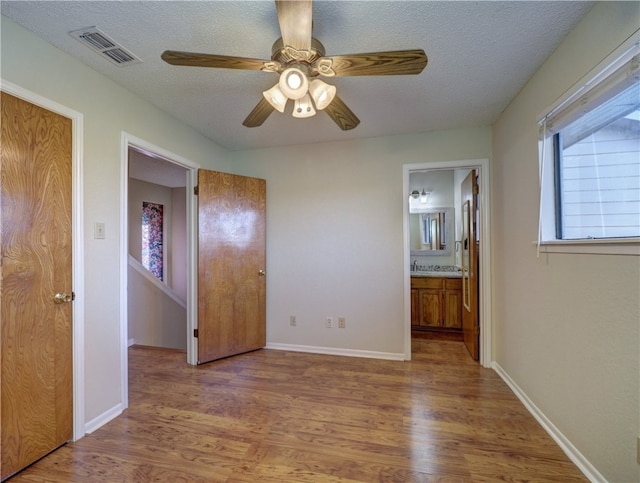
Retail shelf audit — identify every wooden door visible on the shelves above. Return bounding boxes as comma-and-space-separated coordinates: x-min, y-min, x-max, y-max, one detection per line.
461, 170, 480, 360
197, 169, 266, 364
1, 93, 73, 480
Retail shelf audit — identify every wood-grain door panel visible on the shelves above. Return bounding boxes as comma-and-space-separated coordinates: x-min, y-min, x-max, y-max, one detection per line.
1, 93, 73, 480
461, 170, 479, 360
197, 170, 266, 364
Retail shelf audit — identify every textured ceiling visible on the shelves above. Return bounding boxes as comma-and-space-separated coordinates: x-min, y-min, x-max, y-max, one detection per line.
1, 1, 594, 151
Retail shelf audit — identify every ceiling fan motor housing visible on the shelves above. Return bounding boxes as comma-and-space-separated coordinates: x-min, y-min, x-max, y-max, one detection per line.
271, 37, 326, 76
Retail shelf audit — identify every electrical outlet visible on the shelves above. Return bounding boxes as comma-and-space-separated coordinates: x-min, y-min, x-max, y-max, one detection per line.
290, 315, 296, 326
338, 317, 346, 328
325, 317, 333, 328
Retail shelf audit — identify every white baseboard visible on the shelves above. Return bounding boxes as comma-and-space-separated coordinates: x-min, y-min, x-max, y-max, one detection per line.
84, 403, 124, 435
128, 338, 135, 347
265, 342, 405, 361
492, 362, 605, 483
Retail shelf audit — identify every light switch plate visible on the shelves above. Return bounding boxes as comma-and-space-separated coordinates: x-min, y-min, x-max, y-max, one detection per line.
94, 222, 105, 239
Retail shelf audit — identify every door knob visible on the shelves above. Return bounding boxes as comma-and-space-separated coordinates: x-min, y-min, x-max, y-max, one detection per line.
53, 292, 74, 304
258, 270, 266, 277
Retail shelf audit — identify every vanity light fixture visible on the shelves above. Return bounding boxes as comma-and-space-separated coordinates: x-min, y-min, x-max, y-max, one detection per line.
410, 189, 431, 203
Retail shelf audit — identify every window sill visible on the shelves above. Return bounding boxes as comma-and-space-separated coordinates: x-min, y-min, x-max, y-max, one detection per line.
532, 238, 640, 256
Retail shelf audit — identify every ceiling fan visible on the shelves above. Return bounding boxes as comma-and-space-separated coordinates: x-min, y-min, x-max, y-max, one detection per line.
161, 0, 428, 130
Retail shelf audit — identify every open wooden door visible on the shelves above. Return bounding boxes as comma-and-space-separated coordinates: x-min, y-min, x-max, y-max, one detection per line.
197, 169, 266, 364
461, 170, 480, 361
1, 93, 73, 480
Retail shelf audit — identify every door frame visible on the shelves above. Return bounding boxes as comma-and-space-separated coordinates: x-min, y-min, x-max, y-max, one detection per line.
119, 133, 200, 407
403, 158, 492, 367
1, 80, 85, 441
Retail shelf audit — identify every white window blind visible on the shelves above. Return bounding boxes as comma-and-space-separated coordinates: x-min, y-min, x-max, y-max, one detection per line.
538, 31, 640, 243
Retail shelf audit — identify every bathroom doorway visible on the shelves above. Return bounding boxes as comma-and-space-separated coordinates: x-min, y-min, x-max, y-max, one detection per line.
403, 159, 492, 367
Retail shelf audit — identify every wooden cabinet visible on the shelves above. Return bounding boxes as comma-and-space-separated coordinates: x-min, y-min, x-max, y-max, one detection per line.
411, 277, 462, 330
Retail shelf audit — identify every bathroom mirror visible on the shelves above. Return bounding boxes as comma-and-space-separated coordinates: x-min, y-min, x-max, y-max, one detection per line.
409, 208, 453, 256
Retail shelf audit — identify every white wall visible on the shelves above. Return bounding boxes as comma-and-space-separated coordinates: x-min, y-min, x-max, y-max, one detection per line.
127, 261, 186, 350
127, 179, 187, 349
1, 16, 229, 425
229, 127, 492, 355
492, 3, 640, 481
128, 178, 173, 271
128, 178, 187, 298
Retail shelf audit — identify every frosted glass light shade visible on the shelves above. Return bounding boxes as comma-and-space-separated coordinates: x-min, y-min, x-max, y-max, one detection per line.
292, 93, 316, 118
262, 84, 287, 113
279, 67, 309, 100
309, 79, 336, 110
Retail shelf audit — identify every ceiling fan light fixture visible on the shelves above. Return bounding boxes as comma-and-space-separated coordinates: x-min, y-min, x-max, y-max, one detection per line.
292, 93, 316, 118
263, 84, 287, 113
309, 79, 336, 110
279, 67, 309, 100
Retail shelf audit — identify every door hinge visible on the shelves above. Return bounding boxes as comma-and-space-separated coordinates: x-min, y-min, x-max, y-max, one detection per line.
193, 328, 199, 338
473, 184, 479, 195
474, 325, 480, 336
194, 185, 199, 196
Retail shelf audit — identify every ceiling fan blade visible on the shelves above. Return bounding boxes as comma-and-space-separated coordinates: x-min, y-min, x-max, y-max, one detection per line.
276, 0, 313, 52
243, 98, 276, 128
316, 50, 428, 77
324, 95, 360, 131
162, 51, 280, 72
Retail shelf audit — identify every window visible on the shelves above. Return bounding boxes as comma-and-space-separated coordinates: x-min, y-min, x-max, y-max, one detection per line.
539, 33, 640, 249
554, 82, 640, 239
141, 201, 164, 281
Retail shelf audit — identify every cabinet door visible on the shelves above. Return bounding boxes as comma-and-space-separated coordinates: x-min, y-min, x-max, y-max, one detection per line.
419, 289, 442, 327
411, 288, 420, 326
444, 289, 462, 329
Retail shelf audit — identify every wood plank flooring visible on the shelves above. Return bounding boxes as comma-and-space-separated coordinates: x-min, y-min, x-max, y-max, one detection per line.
9, 340, 586, 482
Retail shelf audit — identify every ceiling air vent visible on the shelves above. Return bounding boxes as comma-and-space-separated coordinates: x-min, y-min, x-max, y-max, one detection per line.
69, 26, 142, 66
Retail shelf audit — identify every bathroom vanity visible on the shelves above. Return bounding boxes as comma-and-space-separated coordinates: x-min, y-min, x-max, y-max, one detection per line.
411, 274, 462, 332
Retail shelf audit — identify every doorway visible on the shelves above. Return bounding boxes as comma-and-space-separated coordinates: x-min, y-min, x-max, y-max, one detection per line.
120, 134, 199, 408
403, 159, 492, 367
127, 147, 189, 351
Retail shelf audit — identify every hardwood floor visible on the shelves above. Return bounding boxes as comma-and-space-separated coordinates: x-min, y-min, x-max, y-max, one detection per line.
9, 340, 586, 482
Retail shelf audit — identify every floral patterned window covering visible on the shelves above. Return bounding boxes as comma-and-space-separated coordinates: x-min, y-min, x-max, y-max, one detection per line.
141, 201, 163, 281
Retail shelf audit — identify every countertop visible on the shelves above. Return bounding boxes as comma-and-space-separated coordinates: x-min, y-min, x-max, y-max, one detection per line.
411, 270, 462, 278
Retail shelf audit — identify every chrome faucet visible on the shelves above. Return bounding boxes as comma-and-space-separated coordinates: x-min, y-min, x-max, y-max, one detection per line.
412, 260, 418, 271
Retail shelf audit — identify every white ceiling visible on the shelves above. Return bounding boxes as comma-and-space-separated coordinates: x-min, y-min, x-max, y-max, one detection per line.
1, 1, 594, 152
